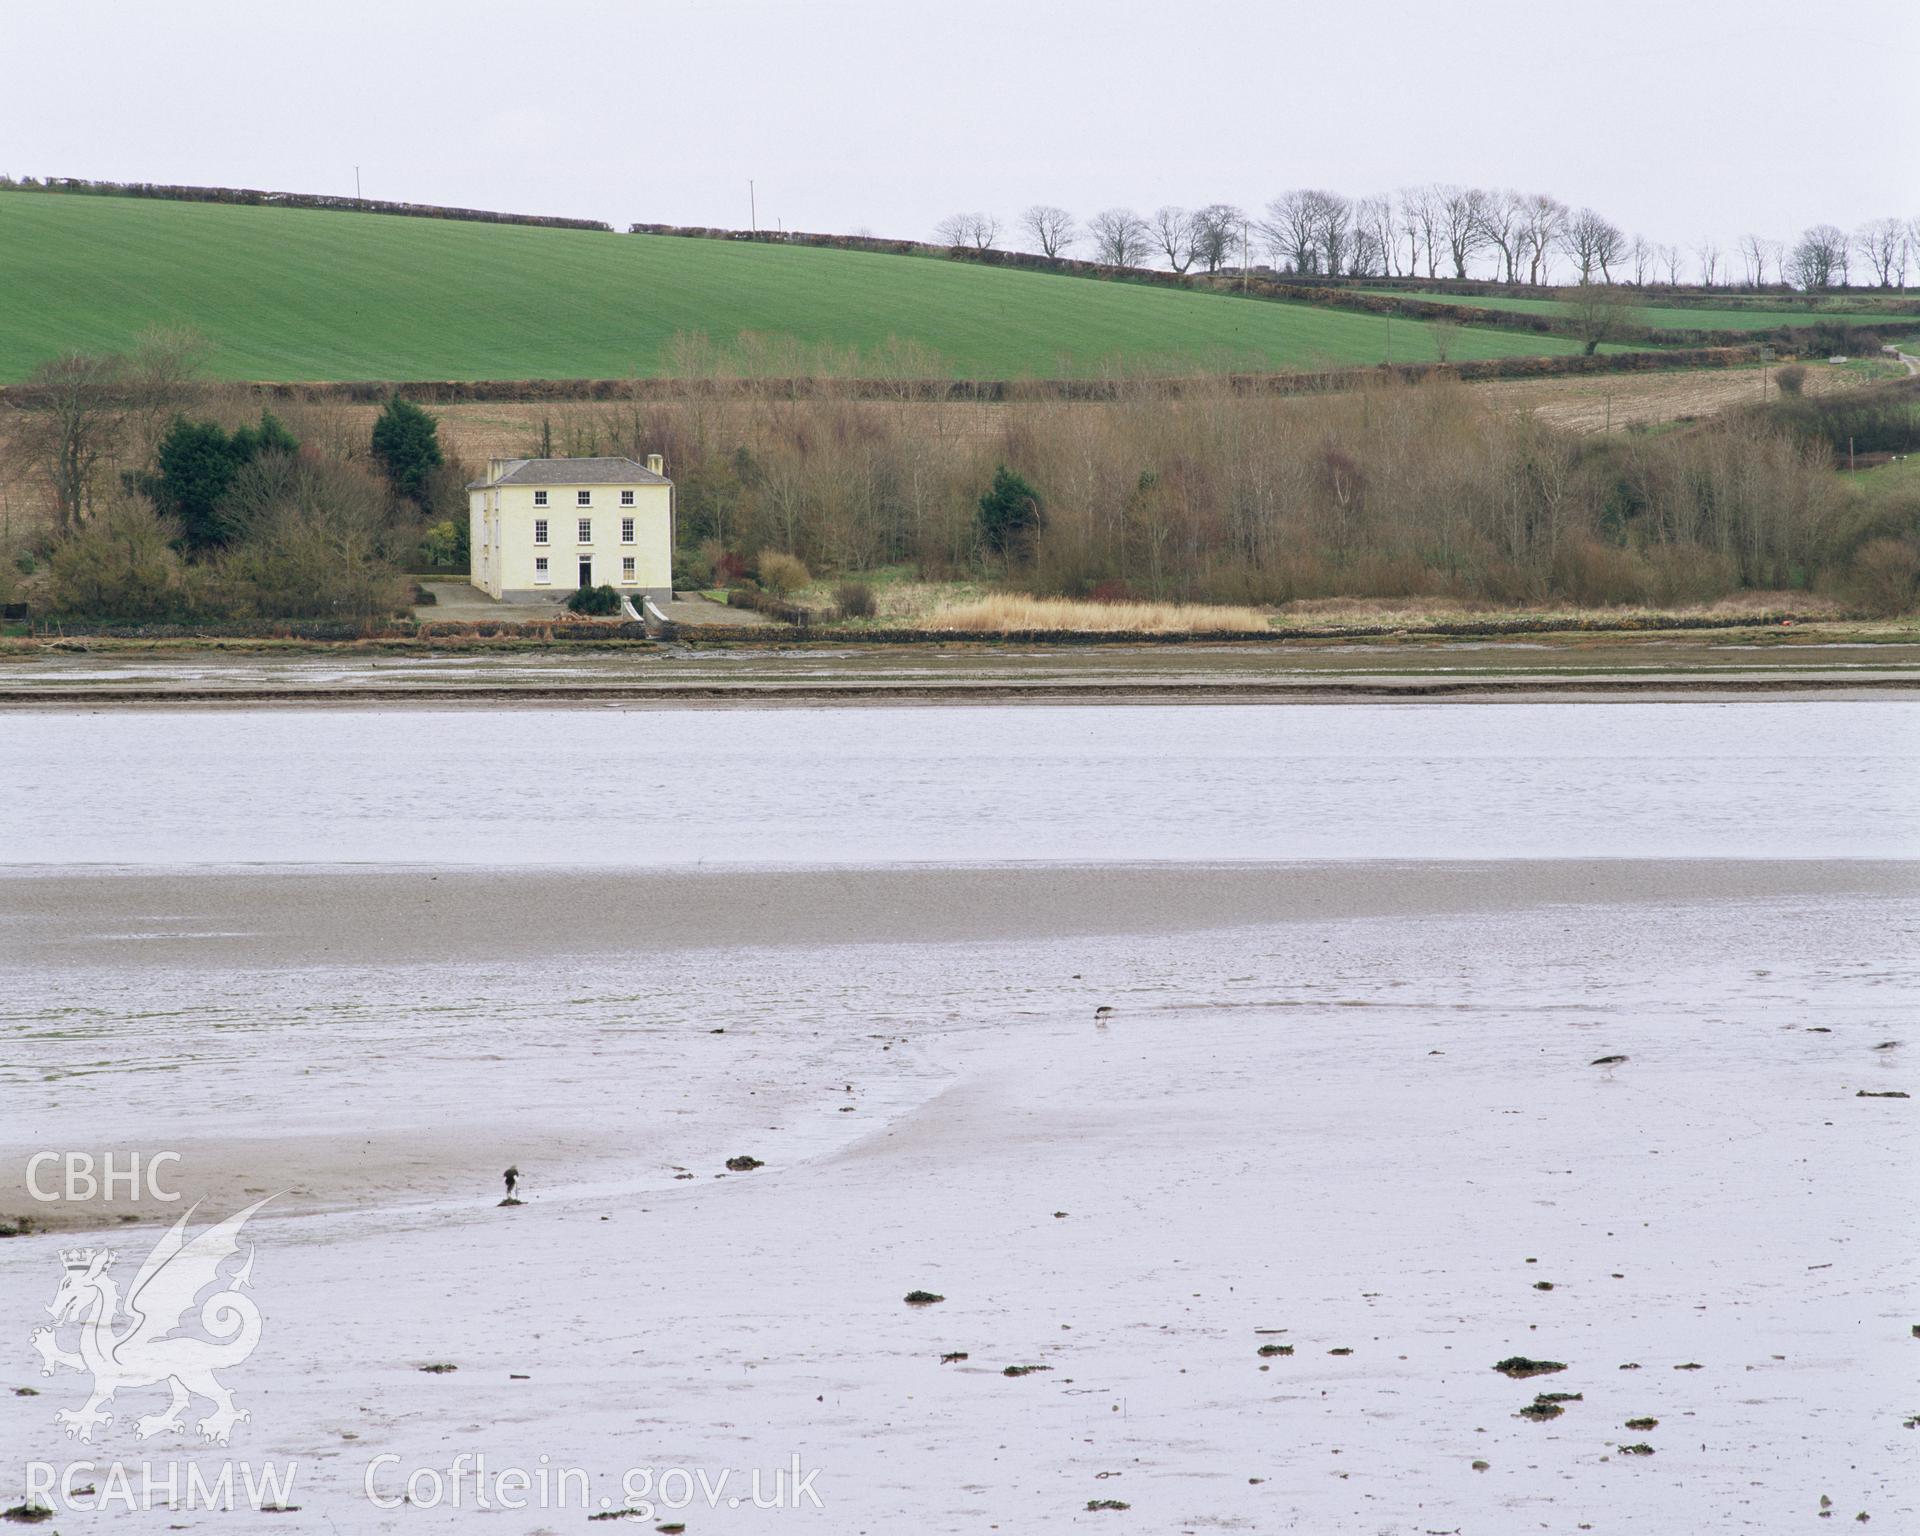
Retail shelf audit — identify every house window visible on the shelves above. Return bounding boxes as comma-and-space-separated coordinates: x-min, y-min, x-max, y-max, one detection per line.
577, 518, 592, 544
576, 489, 592, 506
533, 490, 548, 507
534, 519, 548, 545
620, 489, 635, 507
621, 517, 635, 544
621, 557, 636, 583
534, 556, 550, 584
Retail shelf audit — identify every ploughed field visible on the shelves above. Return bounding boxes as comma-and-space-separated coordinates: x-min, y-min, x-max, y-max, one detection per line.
0, 192, 1607, 382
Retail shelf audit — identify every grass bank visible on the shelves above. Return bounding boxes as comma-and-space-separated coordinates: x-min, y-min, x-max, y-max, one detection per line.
1355, 288, 1910, 332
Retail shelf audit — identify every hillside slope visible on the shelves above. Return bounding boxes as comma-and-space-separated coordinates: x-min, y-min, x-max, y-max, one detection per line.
0, 193, 1605, 382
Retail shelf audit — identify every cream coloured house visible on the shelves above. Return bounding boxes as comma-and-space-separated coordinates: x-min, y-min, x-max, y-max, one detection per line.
468, 456, 674, 604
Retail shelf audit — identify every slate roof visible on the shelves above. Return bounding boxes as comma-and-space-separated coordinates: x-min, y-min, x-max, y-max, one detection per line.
469, 456, 669, 489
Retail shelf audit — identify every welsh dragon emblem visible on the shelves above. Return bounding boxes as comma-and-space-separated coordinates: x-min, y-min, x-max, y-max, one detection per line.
30, 1197, 271, 1445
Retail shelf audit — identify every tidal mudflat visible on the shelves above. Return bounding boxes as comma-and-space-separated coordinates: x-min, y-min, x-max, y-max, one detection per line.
1, 702, 1914, 1531
0, 634, 1917, 707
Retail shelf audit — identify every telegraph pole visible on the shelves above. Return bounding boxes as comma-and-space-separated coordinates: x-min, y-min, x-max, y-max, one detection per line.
354, 166, 361, 203
749, 179, 757, 232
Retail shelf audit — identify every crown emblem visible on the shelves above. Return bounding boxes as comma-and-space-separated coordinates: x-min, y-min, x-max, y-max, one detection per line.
60, 1248, 106, 1272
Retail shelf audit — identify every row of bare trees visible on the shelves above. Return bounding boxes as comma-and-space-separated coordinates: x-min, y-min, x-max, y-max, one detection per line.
937, 195, 1920, 291
1775, 221, 1916, 291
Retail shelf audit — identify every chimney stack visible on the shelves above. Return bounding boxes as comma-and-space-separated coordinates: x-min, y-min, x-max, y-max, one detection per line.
646, 453, 665, 477
486, 457, 505, 484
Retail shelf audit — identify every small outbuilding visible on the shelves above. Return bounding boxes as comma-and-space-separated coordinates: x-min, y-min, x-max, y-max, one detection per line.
468, 455, 673, 604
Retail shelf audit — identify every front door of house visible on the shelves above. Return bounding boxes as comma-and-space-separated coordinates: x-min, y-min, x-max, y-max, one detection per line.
578, 557, 593, 588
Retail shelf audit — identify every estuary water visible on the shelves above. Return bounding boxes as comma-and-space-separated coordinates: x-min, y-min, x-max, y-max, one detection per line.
1, 697, 1915, 866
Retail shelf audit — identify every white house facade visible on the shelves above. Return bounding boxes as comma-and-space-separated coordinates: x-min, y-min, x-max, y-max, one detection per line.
468, 456, 674, 604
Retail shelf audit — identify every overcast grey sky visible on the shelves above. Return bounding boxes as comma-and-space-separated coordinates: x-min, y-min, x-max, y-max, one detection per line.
4, 0, 1914, 260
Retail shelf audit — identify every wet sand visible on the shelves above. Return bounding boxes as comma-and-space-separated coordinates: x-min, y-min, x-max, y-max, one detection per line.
2, 859, 1914, 1529
2, 857, 1913, 968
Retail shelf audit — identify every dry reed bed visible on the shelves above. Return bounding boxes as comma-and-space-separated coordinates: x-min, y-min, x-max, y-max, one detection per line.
926, 595, 1275, 633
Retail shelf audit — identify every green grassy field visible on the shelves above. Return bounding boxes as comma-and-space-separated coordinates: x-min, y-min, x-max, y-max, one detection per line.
1849, 452, 1920, 505
1356, 287, 1908, 332
0, 192, 1614, 383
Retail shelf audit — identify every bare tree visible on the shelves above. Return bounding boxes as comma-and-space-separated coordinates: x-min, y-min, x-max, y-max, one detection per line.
1354, 195, 1397, 276
1787, 224, 1848, 289
1190, 204, 1246, 273
18, 350, 127, 535
1351, 195, 1395, 277
935, 212, 1001, 251
1261, 190, 1348, 275
1261, 191, 1320, 274
124, 325, 210, 463
1856, 217, 1905, 287
1475, 189, 1525, 283
1629, 235, 1652, 286
1020, 205, 1076, 260
1759, 237, 1784, 287
1150, 206, 1197, 273
1661, 243, 1683, 286
1696, 239, 1721, 287
1561, 207, 1625, 283
1399, 215, 1423, 278
1345, 224, 1387, 277
1738, 233, 1788, 288
1310, 192, 1351, 275
1086, 207, 1152, 269
1437, 185, 1492, 279
1561, 283, 1640, 354
1520, 194, 1566, 285
223, 457, 408, 626
1594, 220, 1626, 282
1398, 185, 1443, 278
